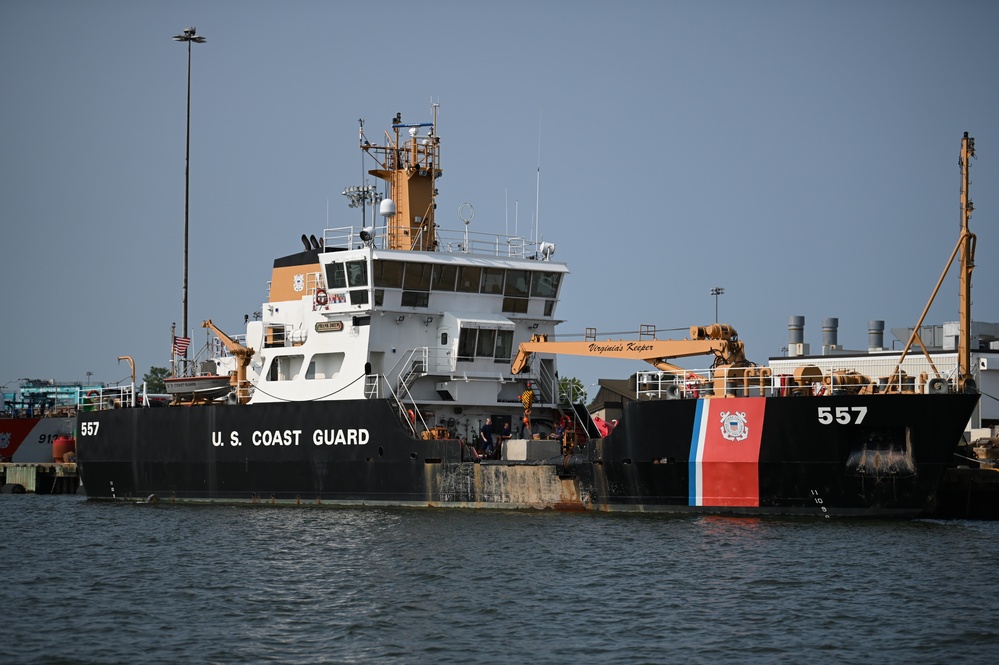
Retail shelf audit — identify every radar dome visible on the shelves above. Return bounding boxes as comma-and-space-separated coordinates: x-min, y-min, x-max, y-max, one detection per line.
379, 198, 397, 218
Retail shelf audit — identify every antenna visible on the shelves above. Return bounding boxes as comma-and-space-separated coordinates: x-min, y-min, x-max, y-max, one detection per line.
459, 202, 474, 253
535, 109, 542, 252
358, 118, 367, 217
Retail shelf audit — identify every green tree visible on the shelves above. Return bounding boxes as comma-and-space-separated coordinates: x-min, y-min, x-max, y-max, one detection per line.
558, 377, 587, 404
143, 366, 171, 393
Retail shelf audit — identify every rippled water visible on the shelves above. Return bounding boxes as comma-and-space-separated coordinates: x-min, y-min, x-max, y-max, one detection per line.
4, 495, 998, 664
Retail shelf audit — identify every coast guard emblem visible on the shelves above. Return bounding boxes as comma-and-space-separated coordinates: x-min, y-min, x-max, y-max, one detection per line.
293, 273, 305, 292
719, 411, 749, 441
0, 432, 9, 450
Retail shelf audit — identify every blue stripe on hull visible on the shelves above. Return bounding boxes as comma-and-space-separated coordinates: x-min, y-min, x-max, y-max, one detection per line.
688, 398, 707, 506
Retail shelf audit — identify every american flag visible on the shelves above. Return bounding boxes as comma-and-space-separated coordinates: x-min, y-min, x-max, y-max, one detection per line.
173, 336, 191, 356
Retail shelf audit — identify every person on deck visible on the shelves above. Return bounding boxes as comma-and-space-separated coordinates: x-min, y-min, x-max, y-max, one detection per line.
479, 418, 495, 456
489, 421, 510, 460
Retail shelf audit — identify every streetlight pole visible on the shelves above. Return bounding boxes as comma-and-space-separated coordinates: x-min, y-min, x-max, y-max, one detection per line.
173, 26, 206, 368
710, 287, 725, 323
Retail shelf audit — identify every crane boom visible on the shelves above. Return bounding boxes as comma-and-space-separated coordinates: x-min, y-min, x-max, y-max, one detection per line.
510, 323, 748, 377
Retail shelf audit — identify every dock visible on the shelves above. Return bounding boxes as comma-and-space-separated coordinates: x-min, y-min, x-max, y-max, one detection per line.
931, 467, 999, 520
0, 462, 81, 495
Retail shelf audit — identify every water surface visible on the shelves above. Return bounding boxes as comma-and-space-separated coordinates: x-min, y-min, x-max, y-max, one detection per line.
4, 495, 997, 664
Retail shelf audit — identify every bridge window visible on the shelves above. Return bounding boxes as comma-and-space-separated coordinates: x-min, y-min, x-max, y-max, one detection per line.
404, 262, 432, 290
480, 267, 505, 294
373, 260, 404, 288
325, 262, 346, 289
431, 263, 457, 291
505, 269, 529, 297
531, 271, 561, 298
456, 266, 481, 293
346, 260, 368, 287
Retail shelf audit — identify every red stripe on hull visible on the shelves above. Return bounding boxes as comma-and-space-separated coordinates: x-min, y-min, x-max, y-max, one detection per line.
697, 398, 765, 507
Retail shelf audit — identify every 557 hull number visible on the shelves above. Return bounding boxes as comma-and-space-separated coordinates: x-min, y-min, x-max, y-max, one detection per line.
817, 406, 867, 425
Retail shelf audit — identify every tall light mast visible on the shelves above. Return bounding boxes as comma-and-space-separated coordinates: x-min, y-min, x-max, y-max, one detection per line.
172, 26, 207, 370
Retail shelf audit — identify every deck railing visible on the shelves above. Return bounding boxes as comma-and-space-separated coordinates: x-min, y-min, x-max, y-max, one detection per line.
633, 363, 963, 400
323, 224, 547, 259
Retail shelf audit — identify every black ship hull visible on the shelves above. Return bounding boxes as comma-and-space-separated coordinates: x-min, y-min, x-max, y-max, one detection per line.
76, 393, 979, 517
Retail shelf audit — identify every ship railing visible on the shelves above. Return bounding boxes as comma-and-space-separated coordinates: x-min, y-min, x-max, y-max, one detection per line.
262, 324, 290, 348
634, 368, 800, 400
514, 358, 558, 409
400, 350, 429, 393
635, 370, 707, 401
323, 224, 544, 259
386, 347, 430, 393
78, 384, 137, 411
364, 375, 380, 399
434, 229, 539, 259
175, 334, 247, 377
365, 373, 427, 438
236, 380, 255, 403
770, 359, 963, 396
534, 359, 559, 406
634, 363, 963, 400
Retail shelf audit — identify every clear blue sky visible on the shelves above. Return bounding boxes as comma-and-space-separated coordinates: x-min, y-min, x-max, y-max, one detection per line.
2, 0, 997, 394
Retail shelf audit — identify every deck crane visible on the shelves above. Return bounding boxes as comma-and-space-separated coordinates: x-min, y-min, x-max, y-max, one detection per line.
511, 323, 763, 397
202, 319, 255, 404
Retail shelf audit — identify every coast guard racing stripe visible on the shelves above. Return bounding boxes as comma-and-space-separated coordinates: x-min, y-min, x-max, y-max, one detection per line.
689, 397, 765, 507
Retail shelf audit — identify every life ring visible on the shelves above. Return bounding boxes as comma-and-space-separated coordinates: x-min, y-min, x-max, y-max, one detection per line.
812, 382, 826, 396
315, 289, 328, 307
82, 389, 99, 412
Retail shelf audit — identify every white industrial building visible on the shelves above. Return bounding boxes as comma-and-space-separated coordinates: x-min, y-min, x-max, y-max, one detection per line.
769, 317, 999, 431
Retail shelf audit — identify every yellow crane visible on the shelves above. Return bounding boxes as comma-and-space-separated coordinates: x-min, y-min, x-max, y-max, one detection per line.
511, 323, 761, 397
202, 319, 255, 404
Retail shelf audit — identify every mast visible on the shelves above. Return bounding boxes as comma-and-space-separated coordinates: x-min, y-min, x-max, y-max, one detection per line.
362, 106, 441, 251
958, 132, 977, 391
883, 133, 979, 393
